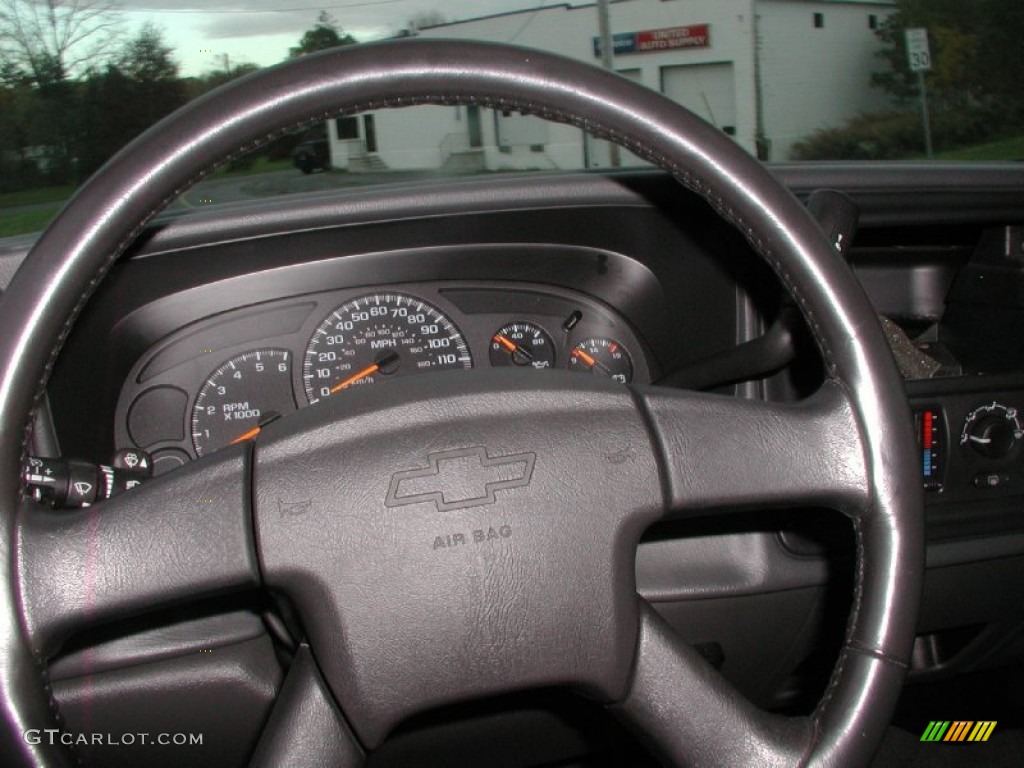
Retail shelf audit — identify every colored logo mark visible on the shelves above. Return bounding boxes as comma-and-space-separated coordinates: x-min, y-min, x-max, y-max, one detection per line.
920, 721, 997, 742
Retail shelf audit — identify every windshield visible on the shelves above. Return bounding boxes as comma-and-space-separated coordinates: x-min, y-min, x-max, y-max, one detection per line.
1, 0, 1019, 237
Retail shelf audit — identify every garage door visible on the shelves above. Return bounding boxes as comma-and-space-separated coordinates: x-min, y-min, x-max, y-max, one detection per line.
661, 63, 736, 135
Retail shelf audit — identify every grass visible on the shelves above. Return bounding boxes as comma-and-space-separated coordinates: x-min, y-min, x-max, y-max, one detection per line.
935, 135, 1024, 161
0, 204, 60, 238
0, 185, 74, 209
213, 156, 294, 176
0, 156, 295, 231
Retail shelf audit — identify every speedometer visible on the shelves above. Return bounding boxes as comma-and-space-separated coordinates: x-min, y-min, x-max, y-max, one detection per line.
303, 292, 472, 404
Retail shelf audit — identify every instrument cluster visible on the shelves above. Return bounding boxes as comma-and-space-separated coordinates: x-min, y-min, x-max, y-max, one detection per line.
114, 282, 652, 474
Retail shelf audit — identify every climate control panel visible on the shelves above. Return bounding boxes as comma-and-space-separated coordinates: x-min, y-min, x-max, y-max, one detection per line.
910, 383, 1024, 502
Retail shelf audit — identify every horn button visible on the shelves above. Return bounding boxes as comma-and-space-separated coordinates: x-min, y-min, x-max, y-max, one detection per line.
253, 371, 663, 747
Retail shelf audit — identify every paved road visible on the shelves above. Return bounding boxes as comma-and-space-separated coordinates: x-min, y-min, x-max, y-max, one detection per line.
173, 168, 350, 208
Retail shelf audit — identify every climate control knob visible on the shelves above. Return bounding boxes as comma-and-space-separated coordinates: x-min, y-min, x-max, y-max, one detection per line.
961, 402, 1023, 459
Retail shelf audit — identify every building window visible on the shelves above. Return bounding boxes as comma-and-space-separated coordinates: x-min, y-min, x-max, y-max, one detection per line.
814, 13, 824, 29
868, 14, 878, 30
335, 116, 359, 140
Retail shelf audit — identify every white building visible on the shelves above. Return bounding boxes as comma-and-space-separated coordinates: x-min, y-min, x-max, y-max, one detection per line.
328, 0, 895, 171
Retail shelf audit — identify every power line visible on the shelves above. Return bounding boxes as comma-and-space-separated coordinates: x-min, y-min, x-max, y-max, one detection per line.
503, 1, 552, 43
131, 0, 406, 15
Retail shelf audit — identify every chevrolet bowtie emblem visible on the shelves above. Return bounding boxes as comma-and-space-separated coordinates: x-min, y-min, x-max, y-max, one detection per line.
386, 446, 536, 512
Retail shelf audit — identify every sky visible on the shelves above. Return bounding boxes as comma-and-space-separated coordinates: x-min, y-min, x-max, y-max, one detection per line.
115, 1, 569, 77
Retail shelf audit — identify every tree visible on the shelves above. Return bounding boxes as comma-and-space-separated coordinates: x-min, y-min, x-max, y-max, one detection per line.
0, 59, 28, 88
75, 24, 187, 178
76, 63, 134, 177
289, 11, 357, 57
865, 0, 1024, 155
0, 0, 120, 183
119, 22, 177, 84
973, 0, 1024, 113
794, 0, 1024, 160
0, 73, 39, 190
117, 23, 185, 126
406, 10, 446, 33
872, 0, 1024, 115
0, 0, 120, 87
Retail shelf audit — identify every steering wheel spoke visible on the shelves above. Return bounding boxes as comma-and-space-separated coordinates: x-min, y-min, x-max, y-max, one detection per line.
612, 601, 812, 767
250, 645, 364, 768
17, 445, 259, 657
641, 380, 870, 519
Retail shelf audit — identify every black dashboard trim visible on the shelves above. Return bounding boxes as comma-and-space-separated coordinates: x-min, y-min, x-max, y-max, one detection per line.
4, 164, 1024, 295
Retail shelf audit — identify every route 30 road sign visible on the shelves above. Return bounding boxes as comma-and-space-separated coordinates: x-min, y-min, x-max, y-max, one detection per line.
906, 28, 932, 72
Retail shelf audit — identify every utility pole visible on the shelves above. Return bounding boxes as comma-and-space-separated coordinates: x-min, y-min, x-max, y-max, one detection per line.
917, 70, 933, 158
751, 9, 769, 160
597, 0, 620, 167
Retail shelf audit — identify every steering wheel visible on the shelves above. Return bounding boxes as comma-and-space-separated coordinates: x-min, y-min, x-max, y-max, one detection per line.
0, 40, 923, 767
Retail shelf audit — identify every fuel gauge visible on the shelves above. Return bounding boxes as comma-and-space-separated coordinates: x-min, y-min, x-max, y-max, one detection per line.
490, 322, 556, 370
569, 338, 633, 384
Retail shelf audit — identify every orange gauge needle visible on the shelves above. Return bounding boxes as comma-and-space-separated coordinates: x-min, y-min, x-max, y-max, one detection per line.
495, 334, 535, 363
227, 410, 283, 446
330, 363, 379, 393
494, 334, 517, 353
572, 347, 612, 375
572, 348, 597, 367
228, 426, 261, 445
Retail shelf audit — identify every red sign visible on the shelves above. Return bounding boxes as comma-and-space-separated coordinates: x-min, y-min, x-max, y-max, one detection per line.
636, 24, 710, 52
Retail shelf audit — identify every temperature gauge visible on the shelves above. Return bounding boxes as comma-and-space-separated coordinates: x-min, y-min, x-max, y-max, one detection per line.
915, 406, 944, 491
569, 338, 633, 384
490, 322, 556, 370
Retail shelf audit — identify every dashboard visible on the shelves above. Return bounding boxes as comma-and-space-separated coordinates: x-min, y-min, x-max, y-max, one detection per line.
3, 164, 1024, 766
5, 163, 1024, 548
15, 164, 1022, 564
38, 172, 761, 477
114, 280, 651, 470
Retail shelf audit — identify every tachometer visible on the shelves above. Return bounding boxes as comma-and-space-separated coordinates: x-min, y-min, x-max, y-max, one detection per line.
191, 348, 297, 456
303, 292, 472, 404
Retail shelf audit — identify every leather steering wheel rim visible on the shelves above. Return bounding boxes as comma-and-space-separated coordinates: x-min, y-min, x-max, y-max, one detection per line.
0, 39, 923, 767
